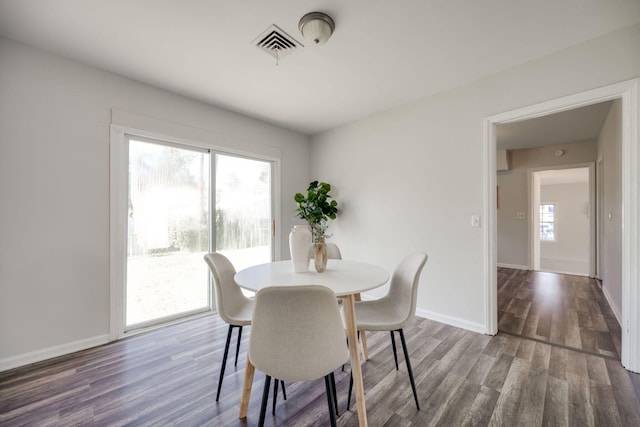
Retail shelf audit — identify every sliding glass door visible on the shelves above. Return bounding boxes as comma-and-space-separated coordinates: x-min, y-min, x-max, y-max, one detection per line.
214, 153, 273, 272
126, 138, 210, 327
122, 136, 274, 330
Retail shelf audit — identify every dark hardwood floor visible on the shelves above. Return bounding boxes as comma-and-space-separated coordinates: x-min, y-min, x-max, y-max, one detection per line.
2, 269, 639, 426
498, 267, 621, 360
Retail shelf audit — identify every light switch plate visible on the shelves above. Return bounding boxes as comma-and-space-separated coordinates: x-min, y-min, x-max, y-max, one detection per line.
471, 215, 481, 227
516, 212, 525, 219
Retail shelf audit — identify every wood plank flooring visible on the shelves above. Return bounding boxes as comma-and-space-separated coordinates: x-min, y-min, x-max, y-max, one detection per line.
1, 270, 639, 426
497, 268, 621, 359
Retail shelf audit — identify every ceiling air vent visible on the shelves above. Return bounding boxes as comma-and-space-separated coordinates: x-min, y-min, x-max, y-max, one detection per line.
253, 25, 302, 61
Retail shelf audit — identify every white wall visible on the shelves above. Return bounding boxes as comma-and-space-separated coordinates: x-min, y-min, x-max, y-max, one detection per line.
497, 141, 597, 269
539, 182, 590, 275
310, 24, 640, 332
0, 37, 310, 369
598, 99, 623, 319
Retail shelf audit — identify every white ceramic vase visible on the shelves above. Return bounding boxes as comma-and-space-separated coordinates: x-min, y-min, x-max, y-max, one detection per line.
289, 225, 312, 273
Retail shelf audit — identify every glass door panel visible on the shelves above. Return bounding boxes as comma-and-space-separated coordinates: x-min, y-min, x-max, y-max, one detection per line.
126, 138, 210, 327
214, 154, 272, 271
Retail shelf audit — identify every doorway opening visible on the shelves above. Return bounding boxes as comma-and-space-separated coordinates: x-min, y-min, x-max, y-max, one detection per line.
530, 166, 593, 276
484, 79, 640, 372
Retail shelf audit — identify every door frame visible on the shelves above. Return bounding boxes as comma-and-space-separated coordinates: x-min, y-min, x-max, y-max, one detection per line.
109, 114, 281, 340
527, 163, 595, 276
483, 79, 640, 372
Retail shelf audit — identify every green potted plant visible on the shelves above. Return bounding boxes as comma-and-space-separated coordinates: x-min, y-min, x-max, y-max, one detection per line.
294, 181, 338, 243
294, 181, 338, 272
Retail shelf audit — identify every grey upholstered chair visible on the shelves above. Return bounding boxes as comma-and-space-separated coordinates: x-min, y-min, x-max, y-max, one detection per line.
203, 253, 285, 403
347, 252, 428, 410
249, 285, 349, 427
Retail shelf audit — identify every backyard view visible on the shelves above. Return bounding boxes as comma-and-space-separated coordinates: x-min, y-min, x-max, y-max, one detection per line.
126, 139, 271, 327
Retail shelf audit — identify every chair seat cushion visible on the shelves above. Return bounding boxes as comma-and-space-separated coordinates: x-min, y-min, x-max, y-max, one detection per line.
226, 298, 254, 326
353, 298, 406, 331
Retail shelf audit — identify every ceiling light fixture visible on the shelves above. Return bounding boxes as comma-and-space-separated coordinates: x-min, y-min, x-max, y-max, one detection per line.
298, 12, 335, 46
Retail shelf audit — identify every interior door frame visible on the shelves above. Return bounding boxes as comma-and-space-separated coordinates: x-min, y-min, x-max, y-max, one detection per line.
483, 78, 640, 372
527, 163, 595, 276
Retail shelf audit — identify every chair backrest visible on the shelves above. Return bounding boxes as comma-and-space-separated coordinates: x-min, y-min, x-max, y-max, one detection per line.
249, 285, 349, 382
203, 252, 250, 325
309, 242, 343, 260
384, 252, 428, 329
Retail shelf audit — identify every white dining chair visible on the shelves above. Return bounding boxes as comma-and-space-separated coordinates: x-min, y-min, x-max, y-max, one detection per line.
309, 242, 343, 260
347, 251, 428, 410
203, 252, 286, 403
249, 285, 349, 427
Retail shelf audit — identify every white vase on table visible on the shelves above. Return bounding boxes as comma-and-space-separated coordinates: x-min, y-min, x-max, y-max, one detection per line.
289, 225, 312, 273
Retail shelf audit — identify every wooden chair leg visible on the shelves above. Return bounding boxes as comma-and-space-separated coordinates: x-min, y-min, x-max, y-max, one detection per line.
398, 328, 420, 410
259, 375, 272, 427
324, 375, 338, 427
216, 325, 234, 401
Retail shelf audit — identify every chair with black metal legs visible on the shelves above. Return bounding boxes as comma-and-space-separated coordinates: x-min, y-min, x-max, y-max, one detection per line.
203, 253, 285, 403
249, 285, 349, 427
347, 252, 428, 411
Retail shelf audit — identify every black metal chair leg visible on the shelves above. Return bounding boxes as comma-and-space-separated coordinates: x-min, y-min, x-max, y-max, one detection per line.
330, 372, 339, 416
259, 375, 272, 427
324, 375, 338, 427
272, 378, 279, 415
216, 325, 234, 401
271, 379, 287, 415
347, 371, 353, 410
234, 325, 243, 367
398, 328, 420, 410
390, 331, 399, 370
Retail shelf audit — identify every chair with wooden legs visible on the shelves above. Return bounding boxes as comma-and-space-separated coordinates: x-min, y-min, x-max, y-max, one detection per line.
347, 252, 428, 410
249, 285, 349, 427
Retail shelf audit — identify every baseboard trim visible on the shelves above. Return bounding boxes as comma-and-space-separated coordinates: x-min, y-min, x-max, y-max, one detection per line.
601, 285, 622, 326
415, 308, 486, 334
0, 334, 110, 372
538, 268, 590, 277
497, 263, 529, 270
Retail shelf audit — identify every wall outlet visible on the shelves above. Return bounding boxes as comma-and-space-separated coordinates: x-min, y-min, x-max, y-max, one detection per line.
516, 212, 525, 219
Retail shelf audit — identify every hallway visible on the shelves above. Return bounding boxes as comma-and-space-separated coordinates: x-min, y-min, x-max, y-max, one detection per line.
498, 267, 621, 360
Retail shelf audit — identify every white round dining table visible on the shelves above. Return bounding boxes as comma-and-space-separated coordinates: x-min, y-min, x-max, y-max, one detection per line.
234, 259, 389, 296
234, 259, 389, 427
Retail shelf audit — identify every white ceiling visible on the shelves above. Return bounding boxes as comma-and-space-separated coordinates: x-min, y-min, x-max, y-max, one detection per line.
496, 101, 614, 151
0, 1, 638, 135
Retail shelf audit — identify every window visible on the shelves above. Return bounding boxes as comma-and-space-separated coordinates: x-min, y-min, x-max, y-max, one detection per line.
539, 203, 556, 241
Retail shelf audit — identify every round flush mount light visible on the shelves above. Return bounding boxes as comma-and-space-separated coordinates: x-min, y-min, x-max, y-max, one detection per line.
299, 12, 335, 46
554, 149, 565, 157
